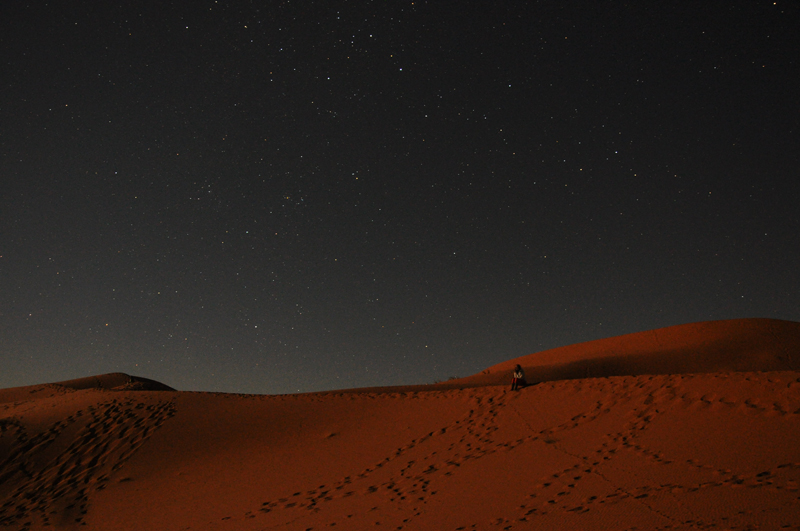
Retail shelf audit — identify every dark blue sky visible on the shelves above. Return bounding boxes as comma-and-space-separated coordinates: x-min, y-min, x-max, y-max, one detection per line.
2, 1, 798, 394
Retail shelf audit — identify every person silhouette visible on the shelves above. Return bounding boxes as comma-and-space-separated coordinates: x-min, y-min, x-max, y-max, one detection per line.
511, 364, 526, 391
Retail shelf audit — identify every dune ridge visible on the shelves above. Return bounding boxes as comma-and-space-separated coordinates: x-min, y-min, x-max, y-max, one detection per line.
343, 318, 800, 394
50, 373, 176, 392
1, 318, 799, 530
458, 318, 800, 387
0, 373, 174, 406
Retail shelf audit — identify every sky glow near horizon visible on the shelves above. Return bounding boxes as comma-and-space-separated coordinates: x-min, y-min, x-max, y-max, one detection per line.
1, 1, 798, 394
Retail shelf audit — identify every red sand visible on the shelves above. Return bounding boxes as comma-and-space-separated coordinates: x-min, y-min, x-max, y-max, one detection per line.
2, 318, 799, 530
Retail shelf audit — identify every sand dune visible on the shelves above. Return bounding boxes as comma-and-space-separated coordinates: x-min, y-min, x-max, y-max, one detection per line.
459, 318, 800, 387
1, 318, 799, 530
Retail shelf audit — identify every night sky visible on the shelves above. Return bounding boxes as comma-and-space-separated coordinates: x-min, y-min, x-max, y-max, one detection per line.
2, 1, 798, 394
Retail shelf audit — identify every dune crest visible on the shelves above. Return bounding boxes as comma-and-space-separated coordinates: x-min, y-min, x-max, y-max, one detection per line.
51, 373, 176, 392
459, 318, 800, 387
0, 373, 175, 406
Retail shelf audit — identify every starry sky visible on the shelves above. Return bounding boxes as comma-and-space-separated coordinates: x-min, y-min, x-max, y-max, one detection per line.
1, 1, 798, 394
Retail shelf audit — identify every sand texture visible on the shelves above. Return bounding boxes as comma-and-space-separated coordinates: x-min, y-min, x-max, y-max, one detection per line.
1, 318, 799, 530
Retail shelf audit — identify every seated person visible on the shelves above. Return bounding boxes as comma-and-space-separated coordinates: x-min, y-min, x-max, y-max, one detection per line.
511, 364, 526, 390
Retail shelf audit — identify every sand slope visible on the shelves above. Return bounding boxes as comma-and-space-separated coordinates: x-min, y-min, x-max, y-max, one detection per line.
459, 318, 800, 387
1, 318, 799, 530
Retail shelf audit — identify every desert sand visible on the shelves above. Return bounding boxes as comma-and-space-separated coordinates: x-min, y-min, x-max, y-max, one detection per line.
1, 318, 799, 530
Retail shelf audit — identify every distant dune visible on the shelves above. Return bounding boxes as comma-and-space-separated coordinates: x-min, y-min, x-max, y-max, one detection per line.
460, 317, 800, 386
348, 318, 800, 393
1, 318, 799, 530
0, 373, 174, 405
